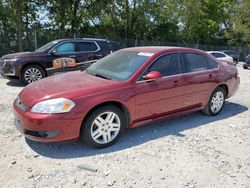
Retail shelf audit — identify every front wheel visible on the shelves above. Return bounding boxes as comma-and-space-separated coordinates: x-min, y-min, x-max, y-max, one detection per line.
21, 65, 46, 84
81, 105, 126, 148
202, 87, 226, 116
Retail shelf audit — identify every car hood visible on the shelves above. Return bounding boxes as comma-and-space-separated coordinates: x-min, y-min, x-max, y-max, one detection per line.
1, 51, 42, 59
19, 71, 122, 107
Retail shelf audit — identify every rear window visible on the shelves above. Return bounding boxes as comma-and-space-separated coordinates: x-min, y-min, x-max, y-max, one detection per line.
183, 53, 208, 72
183, 52, 218, 73
207, 57, 219, 69
78, 42, 98, 52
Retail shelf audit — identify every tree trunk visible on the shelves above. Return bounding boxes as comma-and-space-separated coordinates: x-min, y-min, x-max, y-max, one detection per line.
16, 0, 23, 51
125, 0, 130, 47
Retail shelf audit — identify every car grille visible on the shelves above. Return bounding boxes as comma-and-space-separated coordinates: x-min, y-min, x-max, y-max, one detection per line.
15, 97, 27, 111
0, 59, 5, 69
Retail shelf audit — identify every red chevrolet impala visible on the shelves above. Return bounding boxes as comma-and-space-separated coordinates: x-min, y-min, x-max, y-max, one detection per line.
13, 47, 240, 148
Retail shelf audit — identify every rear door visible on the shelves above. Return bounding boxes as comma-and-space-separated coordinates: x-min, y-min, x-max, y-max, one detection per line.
135, 53, 185, 121
76, 41, 102, 69
181, 52, 219, 108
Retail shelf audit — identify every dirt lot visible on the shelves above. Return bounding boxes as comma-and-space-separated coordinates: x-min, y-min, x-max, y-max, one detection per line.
0, 66, 250, 188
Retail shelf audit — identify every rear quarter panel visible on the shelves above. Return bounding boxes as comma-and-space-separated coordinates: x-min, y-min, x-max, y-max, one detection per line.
220, 63, 240, 97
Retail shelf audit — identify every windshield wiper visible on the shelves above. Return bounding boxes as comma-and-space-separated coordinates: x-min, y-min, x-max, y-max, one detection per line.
95, 73, 111, 80
86, 69, 111, 80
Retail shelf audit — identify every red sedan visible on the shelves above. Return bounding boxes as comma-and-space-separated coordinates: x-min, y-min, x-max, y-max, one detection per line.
13, 47, 240, 148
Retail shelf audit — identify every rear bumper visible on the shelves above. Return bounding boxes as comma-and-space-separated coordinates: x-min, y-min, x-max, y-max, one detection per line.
13, 100, 83, 143
227, 76, 240, 98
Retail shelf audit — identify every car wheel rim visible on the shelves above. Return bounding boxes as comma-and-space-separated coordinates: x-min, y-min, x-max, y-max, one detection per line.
91, 112, 121, 144
24, 68, 42, 83
210, 91, 224, 113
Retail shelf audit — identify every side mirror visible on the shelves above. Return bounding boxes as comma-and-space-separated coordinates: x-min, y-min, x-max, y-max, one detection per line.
142, 71, 162, 81
49, 49, 57, 55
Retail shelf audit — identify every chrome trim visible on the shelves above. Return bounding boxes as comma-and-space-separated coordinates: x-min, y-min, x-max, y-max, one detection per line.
49, 41, 100, 54
136, 73, 184, 84
136, 52, 220, 83
0, 58, 5, 69
5, 73, 16, 76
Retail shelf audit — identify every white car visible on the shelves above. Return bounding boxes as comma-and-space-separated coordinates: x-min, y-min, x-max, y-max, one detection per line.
207, 51, 235, 66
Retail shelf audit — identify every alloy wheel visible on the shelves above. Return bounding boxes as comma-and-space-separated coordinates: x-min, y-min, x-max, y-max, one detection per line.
90, 112, 121, 144
24, 68, 43, 83
210, 91, 224, 113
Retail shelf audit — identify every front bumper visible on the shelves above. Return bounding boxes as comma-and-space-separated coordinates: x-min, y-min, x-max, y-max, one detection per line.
0, 60, 18, 79
13, 99, 83, 143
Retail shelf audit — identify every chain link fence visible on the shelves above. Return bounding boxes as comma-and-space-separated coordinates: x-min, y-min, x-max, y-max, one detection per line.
114, 38, 250, 61
1, 35, 249, 61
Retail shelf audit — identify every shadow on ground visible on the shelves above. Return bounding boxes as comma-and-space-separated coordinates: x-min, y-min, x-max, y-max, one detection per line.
6, 80, 25, 87
26, 102, 248, 159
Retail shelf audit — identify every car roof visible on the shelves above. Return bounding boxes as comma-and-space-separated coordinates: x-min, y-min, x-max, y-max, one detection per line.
121, 46, 205, 54
51, 38, 110, 43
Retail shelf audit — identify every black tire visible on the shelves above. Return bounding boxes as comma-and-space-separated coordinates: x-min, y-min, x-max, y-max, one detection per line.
81, 105, 126, 148
21, 65, 46, 84
243, 65, 248, 69
202, 87, 226, 116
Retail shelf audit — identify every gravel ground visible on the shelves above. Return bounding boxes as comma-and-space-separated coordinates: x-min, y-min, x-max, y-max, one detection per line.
0, 66, 250, 188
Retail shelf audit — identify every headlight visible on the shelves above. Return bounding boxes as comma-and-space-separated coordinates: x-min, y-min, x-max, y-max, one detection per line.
31, 98, 75, 114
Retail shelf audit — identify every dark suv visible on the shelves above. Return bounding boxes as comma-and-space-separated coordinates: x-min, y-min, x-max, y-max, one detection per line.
244, 54, 250, 69
0, 38, 120, 84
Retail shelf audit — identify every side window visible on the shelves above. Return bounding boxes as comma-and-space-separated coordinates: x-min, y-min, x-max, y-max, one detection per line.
211, 53, 225, 58
147, 53, 180, 77
183, 53, 208, 73
78, 42, 98, 52
207, 57, 219, 69
54, 42, 75, 53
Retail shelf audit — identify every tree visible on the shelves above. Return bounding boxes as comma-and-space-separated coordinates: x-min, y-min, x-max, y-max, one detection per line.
226, 0, 250, 47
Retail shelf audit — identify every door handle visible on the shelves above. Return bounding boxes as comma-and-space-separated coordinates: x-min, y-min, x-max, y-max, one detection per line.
69, 55, 76, 58
173, 80, 179, 86
209, 74, 212, 79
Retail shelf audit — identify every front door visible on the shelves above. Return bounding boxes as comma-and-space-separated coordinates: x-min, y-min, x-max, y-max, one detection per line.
135, 53, 185, 121
48, 41, 79, 73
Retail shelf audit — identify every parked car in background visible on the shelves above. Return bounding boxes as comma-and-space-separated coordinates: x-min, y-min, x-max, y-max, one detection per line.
207, 51, 235, 66
243, 54, 250, 69
13, 47, 240, 148
0, 38, 120, 84
221, 50, 239, 63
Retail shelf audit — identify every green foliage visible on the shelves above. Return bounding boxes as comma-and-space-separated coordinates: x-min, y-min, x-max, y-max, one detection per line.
226, 0, 250, 46
0, 0, 249, 55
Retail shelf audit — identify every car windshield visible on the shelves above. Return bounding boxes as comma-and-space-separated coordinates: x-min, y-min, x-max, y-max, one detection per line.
35, 41, 58, 52
86, 51, 152, 81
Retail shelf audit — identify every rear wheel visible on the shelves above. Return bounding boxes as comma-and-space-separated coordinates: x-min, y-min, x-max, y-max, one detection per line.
202, 87, 226, 116
81, 105, 126, 148
21, 65, 45, 84
243, 65, 248, 69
